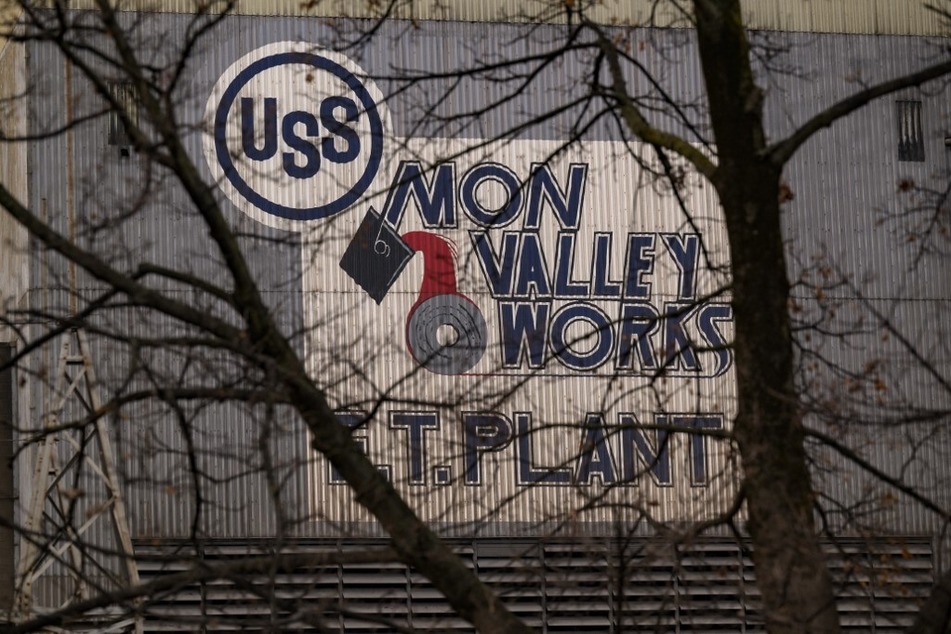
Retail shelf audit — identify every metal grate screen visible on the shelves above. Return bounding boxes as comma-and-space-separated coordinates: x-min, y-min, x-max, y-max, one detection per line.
130, 537, 934, 633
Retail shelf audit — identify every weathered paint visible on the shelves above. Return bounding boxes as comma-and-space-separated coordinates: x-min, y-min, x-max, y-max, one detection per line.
14, 14, 950, 549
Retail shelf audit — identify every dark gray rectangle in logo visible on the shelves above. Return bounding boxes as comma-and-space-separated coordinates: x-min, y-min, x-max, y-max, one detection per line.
339, 207, 415, 304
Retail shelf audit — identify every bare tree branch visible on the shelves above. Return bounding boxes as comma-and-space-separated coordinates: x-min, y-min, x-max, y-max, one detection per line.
769, 56, 951, 166
589, 20, 717, 179
2, 548, 402, 634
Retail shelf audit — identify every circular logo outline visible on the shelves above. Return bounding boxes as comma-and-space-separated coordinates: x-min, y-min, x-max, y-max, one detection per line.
213, 51, 384, 221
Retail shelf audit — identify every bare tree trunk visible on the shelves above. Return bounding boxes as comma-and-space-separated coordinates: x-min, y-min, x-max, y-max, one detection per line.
693, 1, 840, 631
912, 567, 951, 634
718, 167, 839, 633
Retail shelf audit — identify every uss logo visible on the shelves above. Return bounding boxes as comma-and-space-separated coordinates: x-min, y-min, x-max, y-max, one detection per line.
204, 42, 390, 226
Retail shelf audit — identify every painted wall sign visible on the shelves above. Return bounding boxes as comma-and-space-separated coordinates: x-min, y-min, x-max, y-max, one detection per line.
204, 42, 390, 226
205, 42, 738, 525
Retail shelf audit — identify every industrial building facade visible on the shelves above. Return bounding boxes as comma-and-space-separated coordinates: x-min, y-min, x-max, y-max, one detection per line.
0, 2, 948, 631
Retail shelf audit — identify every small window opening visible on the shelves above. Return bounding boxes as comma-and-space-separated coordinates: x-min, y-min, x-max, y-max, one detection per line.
107, 81, 138, 158
897, 100, 924, 162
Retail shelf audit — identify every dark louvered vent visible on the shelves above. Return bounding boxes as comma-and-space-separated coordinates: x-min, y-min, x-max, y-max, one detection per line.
107, 81, 138, 157
473, 542, 545, 628
542, 543, 614, 631
134, 537, 933, 633
829, 539, 934, 633
611, 539, 759, 632
897, 100, 925, 162
616, 542, 680, 631
673, 541, 759, 631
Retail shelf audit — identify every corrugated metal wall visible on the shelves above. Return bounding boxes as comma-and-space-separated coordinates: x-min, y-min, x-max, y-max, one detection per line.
0, 38, 28, 336
0, 37, 28, 622
18, 9, 951, 566
771, 31, 951, 538
30, 1, 949, 35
